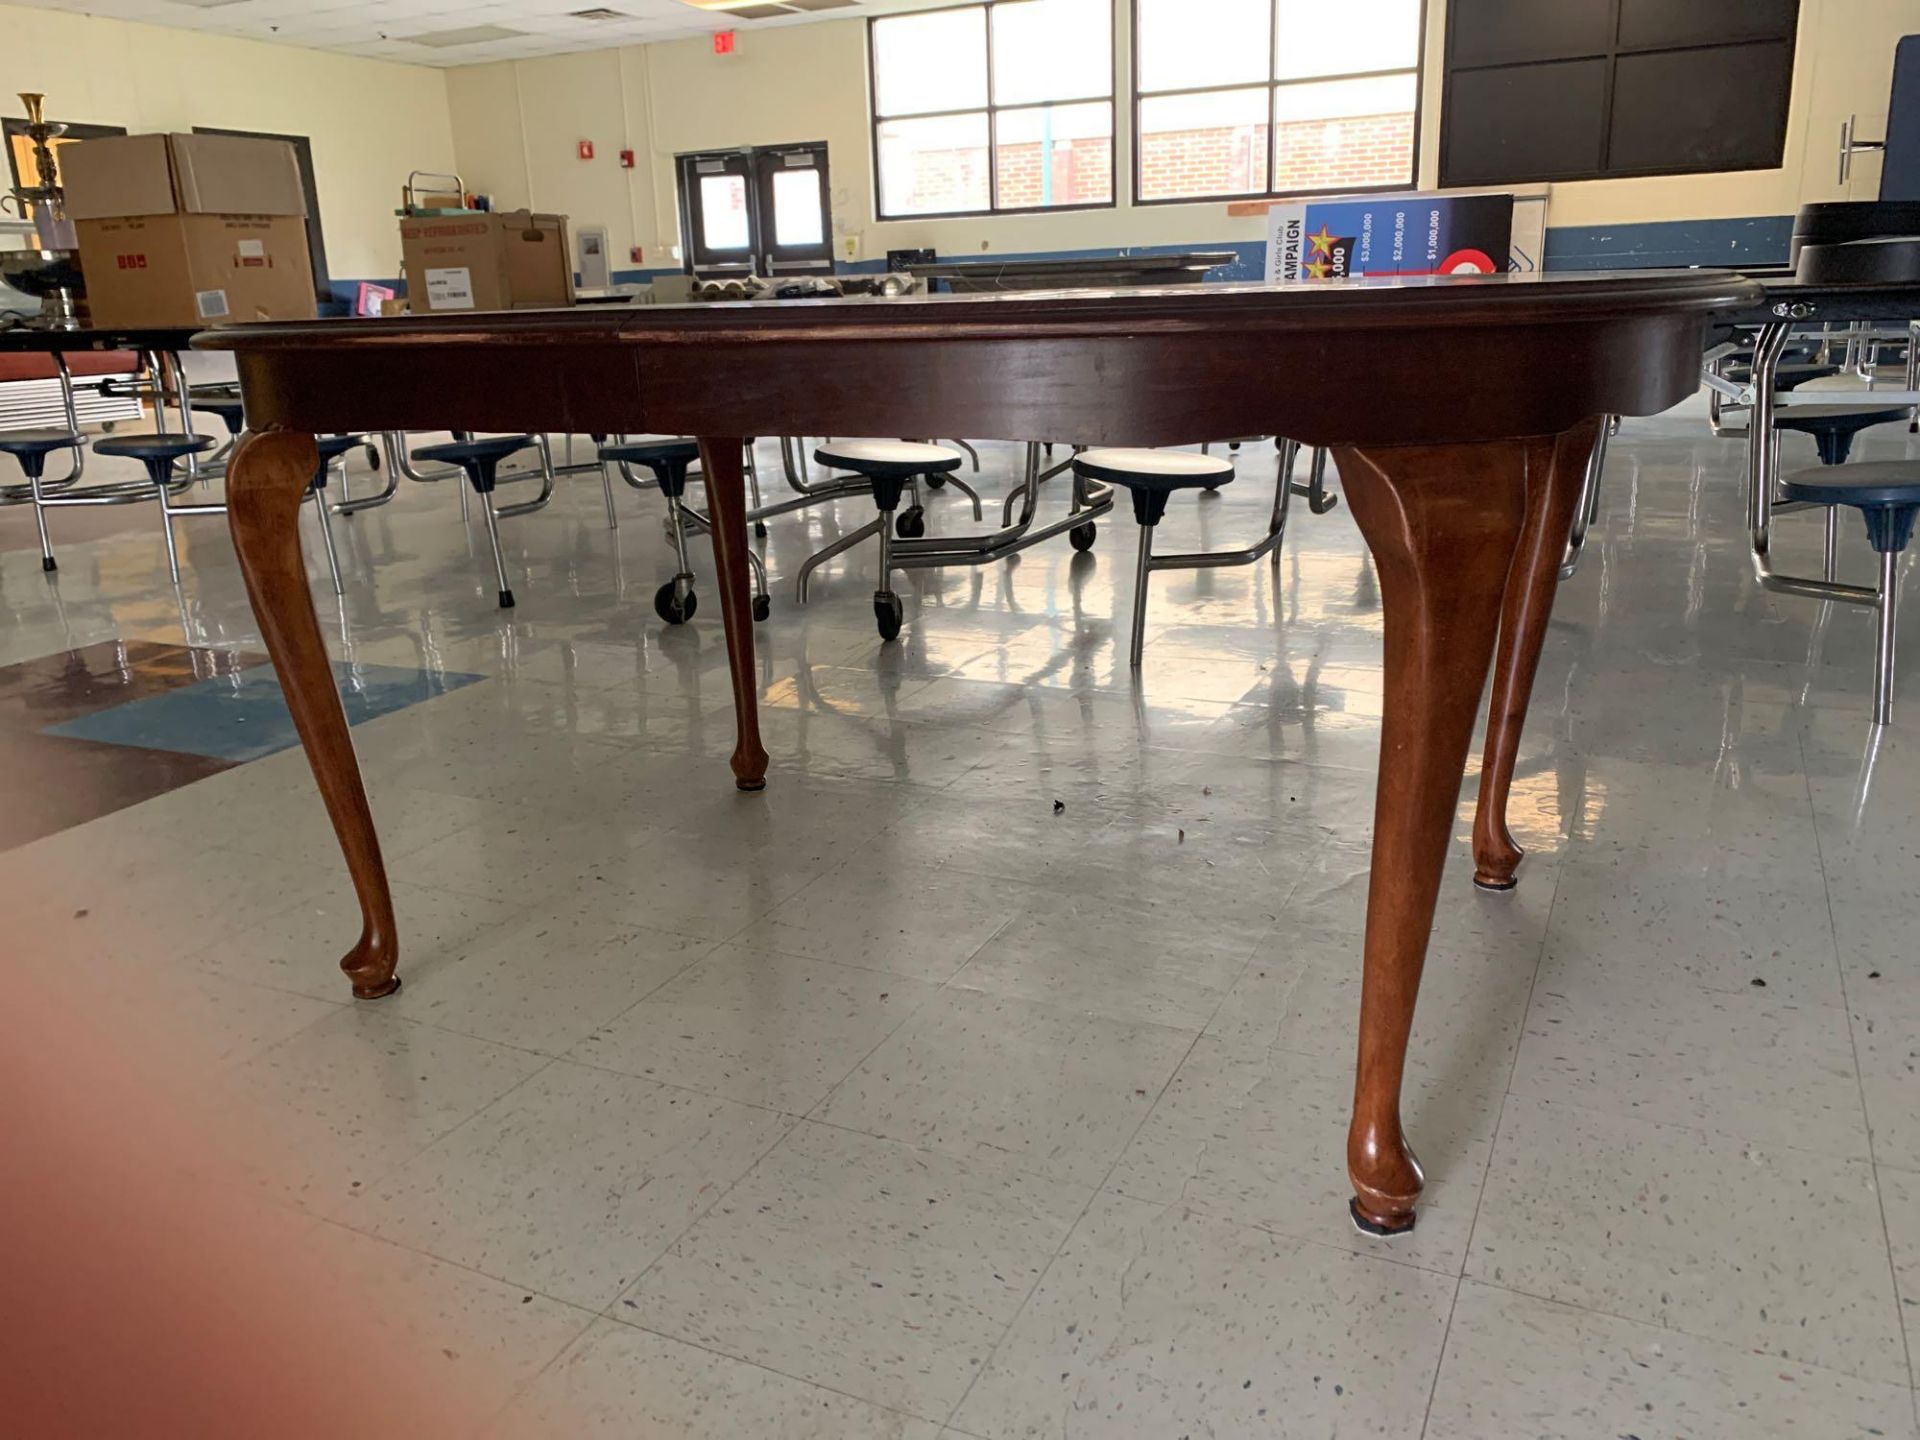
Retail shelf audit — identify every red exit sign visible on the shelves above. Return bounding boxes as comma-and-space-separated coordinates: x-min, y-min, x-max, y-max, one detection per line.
713, 29, 735, 54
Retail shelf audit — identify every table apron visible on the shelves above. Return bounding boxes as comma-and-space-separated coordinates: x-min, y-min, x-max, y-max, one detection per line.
228, 313, 1707, 449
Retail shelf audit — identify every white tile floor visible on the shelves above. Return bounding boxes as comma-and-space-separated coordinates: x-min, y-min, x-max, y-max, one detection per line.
7, 403, 1920, 1436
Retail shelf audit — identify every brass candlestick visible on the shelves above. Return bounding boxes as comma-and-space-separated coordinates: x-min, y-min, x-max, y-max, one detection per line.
1, 91, 84, 328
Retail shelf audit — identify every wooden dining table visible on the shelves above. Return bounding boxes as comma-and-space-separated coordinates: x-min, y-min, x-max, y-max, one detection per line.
196, 270, 1758, 1235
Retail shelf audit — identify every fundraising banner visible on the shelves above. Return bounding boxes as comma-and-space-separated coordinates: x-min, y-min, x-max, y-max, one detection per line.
1265, 192, 1517, 283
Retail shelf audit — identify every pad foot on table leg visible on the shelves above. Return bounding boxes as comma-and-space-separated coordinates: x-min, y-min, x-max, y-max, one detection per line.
343, 931, 401, 999
1349, 1195, 1417, 1237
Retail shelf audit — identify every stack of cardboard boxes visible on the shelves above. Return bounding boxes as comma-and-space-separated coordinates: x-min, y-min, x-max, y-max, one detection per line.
61, 132, 317, 329
57, 130, 576, 324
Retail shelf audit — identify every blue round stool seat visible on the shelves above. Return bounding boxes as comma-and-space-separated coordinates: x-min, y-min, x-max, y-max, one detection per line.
1783, 461, 1920, 554
1774, 401, 1911, 466
601, 437, 699, 466
1723, 360, 1841, 390
311, 434, 363, 490
93, 433, 215, 489
0, 428, 82, 474
195, 395, 246, 434
601, 437, 701, 497
93, 433, 216, 463
414, 434, 534, 469
1073, 447, 1234, 525
313, 433, 364, 464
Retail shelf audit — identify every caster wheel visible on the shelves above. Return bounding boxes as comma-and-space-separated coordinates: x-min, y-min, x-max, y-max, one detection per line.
654, 580, 697, 624
1069, 521, 1097, 553
754, 521, 769, 538
498, 589, 516, 609
42, 556, 58, 573
752, 594, 772, 623
926, 473, 948, 490
895, 506, 926, 539
874, 592, 903, 641
366, 445, 382, 472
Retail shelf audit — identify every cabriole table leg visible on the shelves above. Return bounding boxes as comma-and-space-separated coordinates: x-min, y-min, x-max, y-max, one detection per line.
227, 428, 399, 999
1332, 434, 1546, 1233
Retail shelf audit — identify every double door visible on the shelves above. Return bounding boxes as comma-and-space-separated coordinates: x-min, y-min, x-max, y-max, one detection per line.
676, 142, 832, 277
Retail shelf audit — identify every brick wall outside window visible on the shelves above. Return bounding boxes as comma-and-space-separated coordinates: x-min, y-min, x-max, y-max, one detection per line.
898, 109, 1412, 211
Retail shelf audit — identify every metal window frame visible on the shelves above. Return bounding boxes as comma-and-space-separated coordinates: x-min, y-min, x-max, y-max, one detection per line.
1128, 0, 1427, 206
868, 0, 1119, 221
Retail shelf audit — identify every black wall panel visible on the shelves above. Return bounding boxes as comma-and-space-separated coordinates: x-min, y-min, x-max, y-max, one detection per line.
1441, 0, 1800, 186
1443, 60, 1608, 185
1616, 0, 1798, 50
1608, 41, 1796, 175
1447, 0, 1613, 68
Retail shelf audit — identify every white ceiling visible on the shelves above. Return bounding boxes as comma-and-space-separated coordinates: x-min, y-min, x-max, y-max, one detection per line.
10, 0, 913, 65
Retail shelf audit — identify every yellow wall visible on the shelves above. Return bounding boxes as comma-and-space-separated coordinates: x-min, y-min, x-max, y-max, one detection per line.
11, 0, 1911, 280
446, 0, 1920, 267
2, 2, 455, 280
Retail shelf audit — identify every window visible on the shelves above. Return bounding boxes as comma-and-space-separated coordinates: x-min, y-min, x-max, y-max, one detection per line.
674, 143, 833, 276
1132, 0, 1423, 203
1439, 0, 1799, 186
869, 0, 1115, 219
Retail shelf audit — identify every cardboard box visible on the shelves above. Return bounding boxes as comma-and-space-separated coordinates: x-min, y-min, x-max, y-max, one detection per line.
61, 132, 316, 329
399, 211, 574, 313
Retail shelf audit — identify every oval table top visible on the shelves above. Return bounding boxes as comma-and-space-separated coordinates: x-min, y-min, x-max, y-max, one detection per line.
195, 269, 1763, 450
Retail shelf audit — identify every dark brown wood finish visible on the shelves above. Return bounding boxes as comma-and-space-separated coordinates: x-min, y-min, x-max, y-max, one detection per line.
1471, 416, 1603, 891
198, 270, 1758, 1230
696, 437, 770, 790
225, 430, 399, 998
1333, 434, 1543, 1232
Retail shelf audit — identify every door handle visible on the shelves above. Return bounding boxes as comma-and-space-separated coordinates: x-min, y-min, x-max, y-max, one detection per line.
1841, 113, 1887, 185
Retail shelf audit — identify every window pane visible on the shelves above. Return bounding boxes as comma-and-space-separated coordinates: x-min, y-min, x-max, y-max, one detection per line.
993, 0, 1111, 105
1275, 0, 1421, 80
877, 112, 992, 215
872, 9, 988, 117
1138, 88, 1269, 199
993, 102, 1113, 208
770, 167, 824, 246
699, 174, 750, 250
1137, 0, 1270, 92
1273, 73, 1416, 191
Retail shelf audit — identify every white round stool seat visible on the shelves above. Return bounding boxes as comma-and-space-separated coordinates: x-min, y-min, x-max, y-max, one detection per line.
1074, 447, 1233, 487
816, 439, 965, 473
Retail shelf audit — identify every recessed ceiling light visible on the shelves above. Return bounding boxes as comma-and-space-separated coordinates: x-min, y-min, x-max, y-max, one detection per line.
568, 7, 628, 18
783, 0, 857, 10
399, 23, 527, 46
164, 0, 252, 9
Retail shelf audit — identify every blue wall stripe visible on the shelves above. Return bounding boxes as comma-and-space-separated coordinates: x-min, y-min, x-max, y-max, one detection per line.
326, 215, 1793, 308
1541, 215, 1792, 270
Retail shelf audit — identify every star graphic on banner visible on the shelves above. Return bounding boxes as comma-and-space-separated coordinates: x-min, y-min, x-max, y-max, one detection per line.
1304, 259, 1332, 279
1305, 224, 1337, 259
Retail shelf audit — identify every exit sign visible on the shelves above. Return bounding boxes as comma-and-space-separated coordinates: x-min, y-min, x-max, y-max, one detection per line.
713, 29, 735, 54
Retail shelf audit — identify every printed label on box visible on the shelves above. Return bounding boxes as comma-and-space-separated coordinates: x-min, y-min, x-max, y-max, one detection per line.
425, 266, 475, 310
196, 289, 230, 319
236, 239, 265, 258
